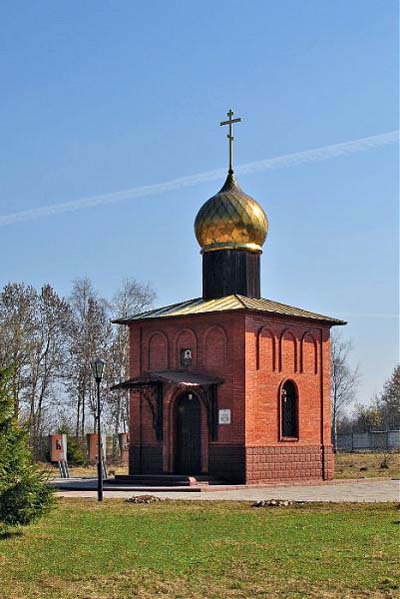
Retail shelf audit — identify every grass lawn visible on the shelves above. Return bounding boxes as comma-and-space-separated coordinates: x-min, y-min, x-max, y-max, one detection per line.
0, 500, 398, 599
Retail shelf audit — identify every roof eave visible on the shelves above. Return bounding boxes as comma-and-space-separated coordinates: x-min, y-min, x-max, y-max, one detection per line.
251, 306, 346, 326
113, 309, 347, 327
112, 318, 131, 325
111, 307, 245, 325
244, 308, 346, 327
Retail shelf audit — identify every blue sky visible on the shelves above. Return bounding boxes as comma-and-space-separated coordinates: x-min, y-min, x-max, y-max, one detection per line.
0, 0, 398, 405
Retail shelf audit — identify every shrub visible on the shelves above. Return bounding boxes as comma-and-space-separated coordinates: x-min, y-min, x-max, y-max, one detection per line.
0, 473, 53, 527
0, 366, 54, 529
66, 437, 86, 466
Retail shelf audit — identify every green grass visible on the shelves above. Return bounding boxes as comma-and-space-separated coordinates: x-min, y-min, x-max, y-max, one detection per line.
0, 500, 398, 598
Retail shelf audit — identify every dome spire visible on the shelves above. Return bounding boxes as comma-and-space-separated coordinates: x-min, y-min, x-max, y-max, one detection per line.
220, 109, 241, 174
194, 112, 269, 300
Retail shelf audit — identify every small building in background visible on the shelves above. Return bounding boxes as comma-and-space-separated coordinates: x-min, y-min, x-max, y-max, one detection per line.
86, 433, 107, 464
49, 434, 67, 462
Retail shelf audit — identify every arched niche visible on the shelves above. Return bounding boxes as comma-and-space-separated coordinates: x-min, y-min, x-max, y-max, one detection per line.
280, 329, 297, 373
148, 331, 169, 370
203, 325, 227, 370
257, 327, 276, 371
301, 331, 318, 375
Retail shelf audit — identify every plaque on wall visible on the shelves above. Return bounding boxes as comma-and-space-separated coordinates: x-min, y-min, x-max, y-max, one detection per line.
218, 409, 231, 425
180, 348, 192, 367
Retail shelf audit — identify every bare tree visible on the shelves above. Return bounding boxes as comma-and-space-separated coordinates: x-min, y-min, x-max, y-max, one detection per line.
67, 278, 112, 437
351, 399, 382, 432
23, 285, 71, 445
330, 331, 360, 450
378, 365, 400, 428
0, 283, 71, 452
0, 277, 156, 449
0, 283, 37, 415
337, 365, 400, 433
106, 279, 155, 439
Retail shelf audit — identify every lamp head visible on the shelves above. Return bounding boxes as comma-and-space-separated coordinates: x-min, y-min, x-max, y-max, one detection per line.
92, 358, 106, 383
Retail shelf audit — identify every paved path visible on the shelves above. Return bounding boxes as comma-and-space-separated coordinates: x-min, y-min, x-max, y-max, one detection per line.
54, 478, 399, 502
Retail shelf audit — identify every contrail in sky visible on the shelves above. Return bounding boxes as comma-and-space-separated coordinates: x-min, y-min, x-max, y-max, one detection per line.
0, 130, 398, 226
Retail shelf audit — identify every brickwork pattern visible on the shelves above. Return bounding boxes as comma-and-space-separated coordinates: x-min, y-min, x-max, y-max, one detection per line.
127, 309, 335, 483
323, 445, 335, 480
129, 312, 246, 448
245, 445, 327, 483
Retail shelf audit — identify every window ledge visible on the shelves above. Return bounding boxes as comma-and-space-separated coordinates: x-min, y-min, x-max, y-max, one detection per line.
279, 436, 299, 442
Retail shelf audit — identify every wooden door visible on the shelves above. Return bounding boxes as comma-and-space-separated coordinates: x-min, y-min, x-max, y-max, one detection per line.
175, 394, 201, 474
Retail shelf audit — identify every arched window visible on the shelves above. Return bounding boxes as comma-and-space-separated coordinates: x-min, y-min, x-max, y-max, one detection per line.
281, 380, 298, 438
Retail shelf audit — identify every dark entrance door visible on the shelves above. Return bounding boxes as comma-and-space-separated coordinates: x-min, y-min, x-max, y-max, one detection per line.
175, 394, 201, 474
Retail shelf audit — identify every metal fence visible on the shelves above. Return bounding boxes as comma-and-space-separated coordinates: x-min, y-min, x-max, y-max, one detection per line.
337, 430, 400, 451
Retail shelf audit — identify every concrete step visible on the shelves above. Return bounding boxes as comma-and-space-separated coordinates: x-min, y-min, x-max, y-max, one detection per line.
109, 474, 223, 487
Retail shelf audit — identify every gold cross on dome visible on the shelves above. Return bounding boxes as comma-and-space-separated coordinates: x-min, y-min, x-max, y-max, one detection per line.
220, 109, 242, 174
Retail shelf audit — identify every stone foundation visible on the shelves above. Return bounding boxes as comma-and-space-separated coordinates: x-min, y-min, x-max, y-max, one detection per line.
129, 443, 334, 483
245, 445, 334, 484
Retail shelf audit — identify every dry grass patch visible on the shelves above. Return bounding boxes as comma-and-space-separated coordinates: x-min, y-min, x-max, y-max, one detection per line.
335, 451, 400, 479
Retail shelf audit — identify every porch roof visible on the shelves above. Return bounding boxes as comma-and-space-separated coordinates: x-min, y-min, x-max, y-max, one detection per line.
111, 370, 223, 390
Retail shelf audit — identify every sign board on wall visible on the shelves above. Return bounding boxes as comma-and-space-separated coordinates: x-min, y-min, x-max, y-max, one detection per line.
218, 409, 231, 425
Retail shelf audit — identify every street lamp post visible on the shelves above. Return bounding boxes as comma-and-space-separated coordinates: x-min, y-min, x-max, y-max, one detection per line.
91, 358, 106, 502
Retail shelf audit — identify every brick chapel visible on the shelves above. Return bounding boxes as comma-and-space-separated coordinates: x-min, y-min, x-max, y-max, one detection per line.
113, 112, 345, 484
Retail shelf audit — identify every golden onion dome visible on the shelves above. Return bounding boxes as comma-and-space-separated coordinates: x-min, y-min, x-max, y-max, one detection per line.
194, 172, 268, 254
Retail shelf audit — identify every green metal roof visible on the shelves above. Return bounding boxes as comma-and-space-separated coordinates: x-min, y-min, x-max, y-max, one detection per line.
113, 294, 346, 326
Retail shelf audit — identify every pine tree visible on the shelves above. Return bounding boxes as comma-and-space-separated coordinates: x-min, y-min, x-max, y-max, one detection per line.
0, 366, 54, 528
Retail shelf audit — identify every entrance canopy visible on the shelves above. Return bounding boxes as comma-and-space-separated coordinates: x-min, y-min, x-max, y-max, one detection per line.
111, 370, 222, 442
111, 370, 223, 390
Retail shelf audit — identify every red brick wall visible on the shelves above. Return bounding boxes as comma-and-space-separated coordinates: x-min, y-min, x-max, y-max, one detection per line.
244, 314, 334, 482
127, 310, 334, 483
128, 312, 246, 475
148, 332, 169, 370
